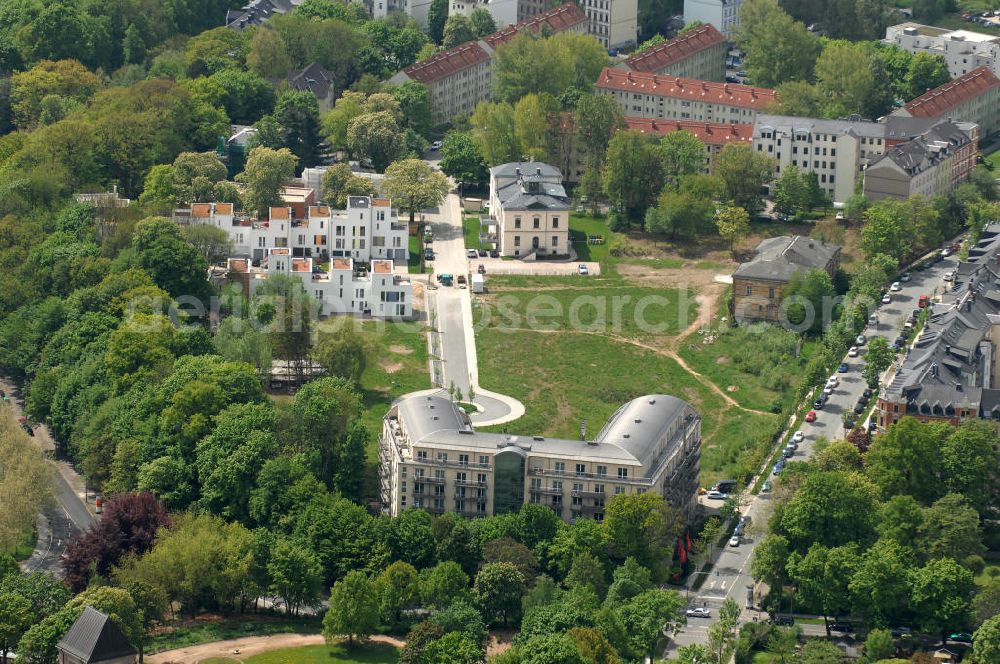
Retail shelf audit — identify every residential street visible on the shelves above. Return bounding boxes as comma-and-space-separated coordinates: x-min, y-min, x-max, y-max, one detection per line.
663, 250, 959, 656
2, 377, 96, 575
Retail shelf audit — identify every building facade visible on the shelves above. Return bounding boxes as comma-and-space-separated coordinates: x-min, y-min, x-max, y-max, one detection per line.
890, 66, 1000, 137
379, 394, 702, 521
596, 68, 778, 125
875, 223, 1000, 430
228, 253, 413, 318
752, 115, 889, 205
683, 0, 744, 39
731, 236, 841, 324
181, 196, 408, 264
389, 3, 588, 123
582, 0, 638, 50
625, 117, 753, 172
884, 22, 1000, 79
487, 162, 570, 258
863, 120, 978, 201
620, 23, 727, 81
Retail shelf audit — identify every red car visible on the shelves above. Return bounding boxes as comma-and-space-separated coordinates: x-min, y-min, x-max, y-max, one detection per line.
805, 410, 817, 423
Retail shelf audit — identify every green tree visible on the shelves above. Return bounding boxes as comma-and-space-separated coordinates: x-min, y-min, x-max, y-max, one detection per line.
715, 206, 751, 256
864, 628, 895, 661
905, 52, 950, 100
289, 376, 363, 492
786, 543, 858, 626
940, 421, 998, 512
862, 336, 895, 387
346, 111, 406, 172
617, 589, 685, 660
374, 561, 421, 623
775, 80, 823, 117
783, 268, 836, 335
492, 32, 608, 104
814, 41, 875, 117
440, 131, 488, 184
313, 323, 368, 384
470, 7, 497, 37
861, 199, 911, 262
603, 493, 682, 574
0, 591, 31, 662
918, 493, 985, 564
513, 93, 559, 162
421, 561, 471, 609
800, 640, 841, 664
382, 158, 450, 225
400, 620, 445, 664
431, 600, 488, 645
323, 570, 380, 647
603, 130, 665, 223
238, 146, 298, 218
849, 538, 914, 625
772, 164, 810, 217
909, 557, 975, 642
469, 101, 520, 166
267, 90, 323, 168
393, 81, 432, 137
388, 509, 437, 570
659, 130, 705, 190
713, 143, 775, 211
736, 0, 821, 87
973, 613, 1000, 664
574, 93, 624, 171
778, 471, 878, 550
765, 626, 800, 664
474, 562, 525, 627
130, 217, 211, 301
424, 631, 485, 663
443, 14, 476, 49
246, 27, 293, 79
321, 91, 366, 148
268, 538, 324, 615
865, 418, 950, 504
566, 552, 608, 600
427, 0, 449, 44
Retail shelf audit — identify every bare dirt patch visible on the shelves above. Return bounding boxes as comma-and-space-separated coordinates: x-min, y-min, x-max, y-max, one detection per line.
727, 385, 739, 392
617, 264, 725, 290
716, 356, 731, 364
388, 344, 414, 354
380, 360, 404, 374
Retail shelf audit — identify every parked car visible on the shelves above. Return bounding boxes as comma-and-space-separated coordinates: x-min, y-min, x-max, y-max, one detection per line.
813, 397, 825, 410
862, 388, 873, 399
824, 383, 836, 395
783, 447, 794, 458
942, 247, 953, 257
578, 264, 589, 275
705, 490, 728, 500
949, 632, 973, 644
919, 294, 930, 308
478, 248, 487, 257
477, 264, 486, 274
856, 334, 867, 345
430, 140, 442, 150
489, 249, 499, 258
890, 281, 902, 291
805, 410, 817, 422
829, 623, 854, 634
835, 212, 845, 220
686, 607, 711, 618
761, 480, 772, 493
467, 249, 478, 259
844, 416, 856, 429
882, 293, 892, 304
772, 461, 785, 475
827, 375, 840, 387
900, 272, 911, 282
854, 401, 866, 414
771, 615, 794, 626
728, 536, 740, 547
868, 313, 878, 325
838, 362, 849, 373
890, 627, 912, 638
424, 249, 434, 261
792, 430, 805, 443
944, 271, 956, 282
848, 346, 859, 358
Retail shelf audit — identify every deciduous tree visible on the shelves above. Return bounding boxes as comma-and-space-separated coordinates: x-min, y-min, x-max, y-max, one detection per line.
323, 570, 379, 646
382, 158, 450, 225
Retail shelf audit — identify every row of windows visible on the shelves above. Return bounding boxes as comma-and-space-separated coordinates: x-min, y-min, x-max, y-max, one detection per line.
412, 451, 491, 466
513, 216, 559, 229
546, 461, 631, 478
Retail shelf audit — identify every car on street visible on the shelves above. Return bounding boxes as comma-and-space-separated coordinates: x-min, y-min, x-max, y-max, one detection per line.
728, 536, 740, 547
792, 430, 805, 443
843, 416, 855, 429
761, 480, 772, 492
813, 398, 825, 410
868, 313, 878, 325
771, 615, 794, 626
489, 249, 499, 258
890, 627, 912, 638
890, 281, 901, 291
944, 271, 955, 282
847, 346, 858, 357
783, 446, 794, 458
942, 247, 952, 257
686, 607, 711, 618
467, 249, 478, 259
829, 623, 854, 634
948, 632, 973, 643
578, 264, 589, 275
856, 334, 867, 345
881, 293, 892, 304
430, 140, 442, 150
814, 393, 828, 406
772, 461, 785, 475
705, 490, 728, 500
424, 249, 434, 261
900, 272, 910, 282
827, 375, 840, 387
805, 410, 817, 422
919, 294, 930, 308
478, 248, 487, 257
823, 383, 836, 395
838, 362, 849, 373
854, 401, 866, 414
862, 388, 873, 399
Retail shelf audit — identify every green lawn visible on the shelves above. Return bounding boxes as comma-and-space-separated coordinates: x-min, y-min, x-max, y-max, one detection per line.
244, 643, 399, 664
569, 214, 617, 264
474, 327, 782, 486
147, 618, 321, 653
984, 148, 1000, 171
407, 234, 423, 274
473, 284, 698, 339
464, 215, 482, 250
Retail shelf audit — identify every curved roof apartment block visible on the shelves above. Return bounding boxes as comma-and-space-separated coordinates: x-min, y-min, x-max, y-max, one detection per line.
378, 394, 701, 522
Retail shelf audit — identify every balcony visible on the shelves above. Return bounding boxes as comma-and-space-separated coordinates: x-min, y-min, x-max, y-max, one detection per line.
530, 486, 564, 495
413, 475, 446, 485
570, 489, 606, 498
455, 478, 487, 487
414, 458, 490, 470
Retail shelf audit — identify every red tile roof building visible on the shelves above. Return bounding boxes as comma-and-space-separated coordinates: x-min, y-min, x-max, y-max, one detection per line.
596, 68, 778, 125
622, 24, 727, 81
389, 3, 588, 123
625, 117, 753, 172
891, 66, 1000, 136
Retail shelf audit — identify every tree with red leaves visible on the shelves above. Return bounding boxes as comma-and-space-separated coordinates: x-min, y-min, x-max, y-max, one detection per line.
63, 492, 169, 592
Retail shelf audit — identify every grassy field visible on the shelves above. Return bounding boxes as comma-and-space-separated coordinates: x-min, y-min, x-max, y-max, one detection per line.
243, 643, 398, 664
475, 327, 782, 486
473, 283, 699, 339
570, 214, 616, 263
407, 234, 423, 274
464, 215, 482, 250
147, 618, 321, 653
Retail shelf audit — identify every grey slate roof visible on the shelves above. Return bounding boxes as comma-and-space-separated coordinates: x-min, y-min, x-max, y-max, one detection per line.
57, 607, 136, 664
753, 114, 886, 139
869, 120, 972, 175
732, 236, 840, 282
394, 394, 697, 472
489, 162, 563, 179
286, 63, 334, 100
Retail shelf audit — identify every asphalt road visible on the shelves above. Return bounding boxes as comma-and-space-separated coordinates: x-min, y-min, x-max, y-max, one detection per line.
663, 251, 959, 656
3, 377, 95, 575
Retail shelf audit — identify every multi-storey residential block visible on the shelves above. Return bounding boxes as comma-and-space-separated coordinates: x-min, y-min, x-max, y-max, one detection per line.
227, 253, 413, 318
863, 120, 978, 201
486, 162, 570, 258
181, 196, 408, 264
596, 68, 778, 125
625, 117, 753, 171
580, 0, 638, 50
884, 22, 1000, 79
752, 115, 888, 205
875, 223, 1000, 430
731, 236, 841, 324
619, 23, 727, 81
389, 3, 588, 123
683, 0, 744, 39
890, 66, 1000, 137
379, 393, 701, 521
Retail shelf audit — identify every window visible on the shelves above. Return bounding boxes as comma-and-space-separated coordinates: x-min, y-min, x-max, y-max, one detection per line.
595, 484, 605, 494
573, 482, 583, 492
514, 216, 521, 229
514, 236, 521, 247
437, 452, 448, 462
552, 481, 562, 491
533, 218, 540, 229
615, 486, 625, 494
435, 469, 444, 481
417, 451, 427, 460
552, 236, 558, 247
552, 217, 559, 228
479, 455, 489, 466
575, 463, 586, 476
555, 462, 565, 472
459, 454, 469, 466
531, 478, 541, 490
768, 287, 775, 298
597, 465, 607, 477
746, 285, 753, 296
617, 468, 628, 479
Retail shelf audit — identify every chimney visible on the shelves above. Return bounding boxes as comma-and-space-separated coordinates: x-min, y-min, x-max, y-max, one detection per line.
536, 167, 541, 175
515, 167, 521, 176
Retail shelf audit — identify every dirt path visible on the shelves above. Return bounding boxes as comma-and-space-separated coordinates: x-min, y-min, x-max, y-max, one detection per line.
146, 634, 405, 664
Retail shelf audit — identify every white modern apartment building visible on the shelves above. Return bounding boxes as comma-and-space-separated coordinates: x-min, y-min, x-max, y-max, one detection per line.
487, 162, 570, 258
582, 0, 638, 50
596, 67, 778, 125
884, 22, 1000, 78
379, 393, 702, 521
752, 115, 890, 205
183, 196, 409, 264
228, 253, 413, 318
683, 0, 744, 40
